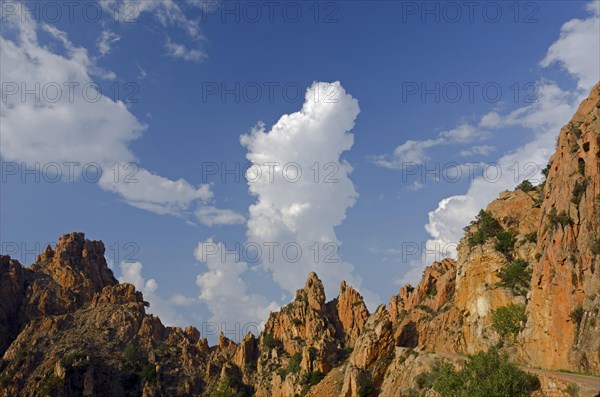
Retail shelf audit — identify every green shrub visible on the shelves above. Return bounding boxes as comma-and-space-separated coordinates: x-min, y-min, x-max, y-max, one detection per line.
592, 238, 600, 255
295, 292, 307, 302
414, 371, 438, 390
288, 353, 302, 373
557, 211, 573, 226
466, 210, 503, 247
123, 342, 157, 386
569, 121, 583, 138
262, 333, 278, 349
516, 180, 534, 192
426, 284, 438, 297
123, 343, 146, 367
357, 371, 376, 397
417, 305, 434, 314
492, 304, 526, 338
542, 162, 551, 179
244, 361, 257, 372
60, 351, 88, 368
141, 364, 157, 385
308, 347, 319, 361
340, 346, 353, 360
277, 368, 289, 380
566, 383, 580, 397
494, 231, 515, 256
570, 306, 584, 333
496, 260, 532, 295
524, 232, 537, 243
432, 348, 540, 397
0, 374, 10, 388
571, 141, 580, 153
547, 208, 573, 229
211, 375, 244, 397
535, 253, 542, 261
300, 371, 325, 395
40, 374, 62, 396
15, 349, 31, 363
578, 159, 586, 175
571, 180, 588, 206
301, 371, 324, 386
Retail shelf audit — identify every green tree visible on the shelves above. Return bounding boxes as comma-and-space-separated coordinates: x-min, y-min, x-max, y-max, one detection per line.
288, 353, 302, 373
492, 304, 527, 338
211, 375, 243, 397
516, 180, 534, 193
262, 333, 278, 349
497, 260, 532, 295
357, 370, 376, 397
466, 210, 503, 247
494, 231, 515, 256
433, 348, 540, 397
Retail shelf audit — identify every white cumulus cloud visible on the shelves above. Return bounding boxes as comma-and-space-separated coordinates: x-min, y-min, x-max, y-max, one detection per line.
195, 239, 279, 331
0, 6, 218, 218
119, 261, 196, 326
241, 81, 379, 307
540, 1, 600, 90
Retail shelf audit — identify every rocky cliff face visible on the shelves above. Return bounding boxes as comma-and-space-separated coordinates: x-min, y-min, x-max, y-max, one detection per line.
1, 84, 598, 396
520, 83, 600, 372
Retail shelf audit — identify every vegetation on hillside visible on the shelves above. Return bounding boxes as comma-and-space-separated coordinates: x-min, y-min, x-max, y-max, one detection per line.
496, 260, 532, 295
492, 304, 527, 338
432, 348, 540, 397
466, 210, 503, 248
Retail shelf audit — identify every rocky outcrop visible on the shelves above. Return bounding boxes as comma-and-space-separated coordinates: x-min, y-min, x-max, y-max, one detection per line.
339, 305, 395, 397
388, 259, 462, 353
255, 272, 370, 396
520, 82, 600, 372
327, 281, 369, 348
0, 232, 118, 358
33, 232, 118, 301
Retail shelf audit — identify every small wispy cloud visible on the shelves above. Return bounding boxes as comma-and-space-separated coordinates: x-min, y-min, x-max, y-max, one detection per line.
373, 124, 490, 169
458, 145, 495, 157
97, 30, 121, 56
195, 206, 246, 226
165, 38, 205, 62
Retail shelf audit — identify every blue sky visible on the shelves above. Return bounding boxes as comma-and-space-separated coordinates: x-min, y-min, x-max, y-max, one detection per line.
1, 0, 599, 341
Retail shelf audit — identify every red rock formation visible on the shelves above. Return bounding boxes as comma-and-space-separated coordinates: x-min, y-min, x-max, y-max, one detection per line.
521, 83, 600, 372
